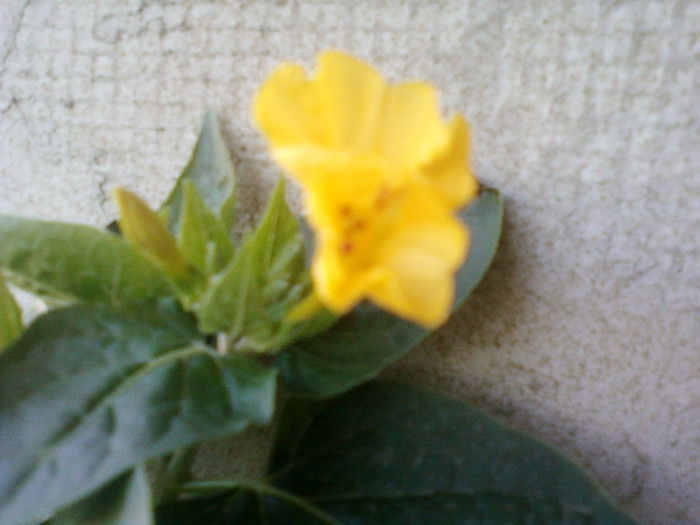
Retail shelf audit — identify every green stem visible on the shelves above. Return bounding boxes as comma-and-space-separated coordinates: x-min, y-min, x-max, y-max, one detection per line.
150, 446, 198, 505
165, 446, 197, 483
180, 479, 341, 524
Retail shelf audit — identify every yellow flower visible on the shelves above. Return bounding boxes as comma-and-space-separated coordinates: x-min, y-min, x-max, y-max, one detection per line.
253, 51, 478, 327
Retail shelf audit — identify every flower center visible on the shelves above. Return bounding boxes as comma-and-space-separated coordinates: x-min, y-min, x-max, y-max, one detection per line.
335, 184, 398, 263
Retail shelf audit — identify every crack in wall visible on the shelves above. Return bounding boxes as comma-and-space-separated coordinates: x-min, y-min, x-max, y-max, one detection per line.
0, 0, 31, 79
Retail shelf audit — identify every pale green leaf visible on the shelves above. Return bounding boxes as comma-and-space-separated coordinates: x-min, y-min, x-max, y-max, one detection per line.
0, 215, 174, 306
177, 181, 234, 275
161, 110, 236, 232
0, 275, 22, 350
196, 179, 323, 351
197, 232, 255, 336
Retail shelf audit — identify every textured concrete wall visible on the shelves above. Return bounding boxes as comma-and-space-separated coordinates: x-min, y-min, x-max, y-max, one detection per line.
1, 2, 698, 524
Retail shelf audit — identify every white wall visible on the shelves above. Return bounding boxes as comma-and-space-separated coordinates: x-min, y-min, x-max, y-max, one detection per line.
1, 2, 698, 523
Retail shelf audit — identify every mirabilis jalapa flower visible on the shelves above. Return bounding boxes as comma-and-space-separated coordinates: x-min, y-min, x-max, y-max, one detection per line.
253, 51, 478, 328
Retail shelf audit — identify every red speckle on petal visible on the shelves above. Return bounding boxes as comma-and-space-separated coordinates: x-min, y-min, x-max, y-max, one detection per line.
375, 187, 390, 209
351, 219, 365, 231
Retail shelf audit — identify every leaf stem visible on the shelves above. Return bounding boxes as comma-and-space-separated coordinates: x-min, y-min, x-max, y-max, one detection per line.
151, 446, 199, 506
180, 479, 341, 524
165, 446, 197, 483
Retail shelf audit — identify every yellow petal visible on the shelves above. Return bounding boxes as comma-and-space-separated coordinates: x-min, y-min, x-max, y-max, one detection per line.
418, 115, 478, 208
299, 156, 390, 312
382, 183, 468, 266
315, 51, 385, 152
371, 249, 456, 328
371, 185, 468, 327
377, 81, 448, 171
301, 155, 388, 229
253, 63, 327, 149
311, 245, 381, 313
272, 144, 386, 189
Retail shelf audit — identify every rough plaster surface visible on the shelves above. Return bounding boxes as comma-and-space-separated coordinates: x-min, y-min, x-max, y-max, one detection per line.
1, 1, 698, 523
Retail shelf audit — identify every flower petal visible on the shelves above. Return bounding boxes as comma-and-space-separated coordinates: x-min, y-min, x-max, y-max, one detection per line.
253, 63, 327, 148
382, 184, 468, 268
372, 249, 457, 327
418, 115, 478, 208
302, 157, 389, 312
272, 145, 386, 189
377, 81, 448, 171
315, 51, 385, 152
311, 244, 381, 313
304, 160, 387, 228
371, 185, 468, 326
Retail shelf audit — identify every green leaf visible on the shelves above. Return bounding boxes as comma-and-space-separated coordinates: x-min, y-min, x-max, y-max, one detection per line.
0, 301, 276, 525
161, 110, 236, 233
0, 274, 22, 350
275, 187, 503, 398
196, 179, 323, 351
255, 380, 640, 524
47, 465, 154, 525
0, 215, 174, 306
177, 181, 234, 275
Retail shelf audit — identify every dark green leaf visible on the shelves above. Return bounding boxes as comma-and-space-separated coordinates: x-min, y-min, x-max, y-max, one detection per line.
276, 187, 503, 398
47, 466, 154, 525
0, 275, 22, 349
0, 301, 276, 525
196, 179, 325, 351
0, 215, 174, 305
259, 381, 639, 525
161, 110, 236, 232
